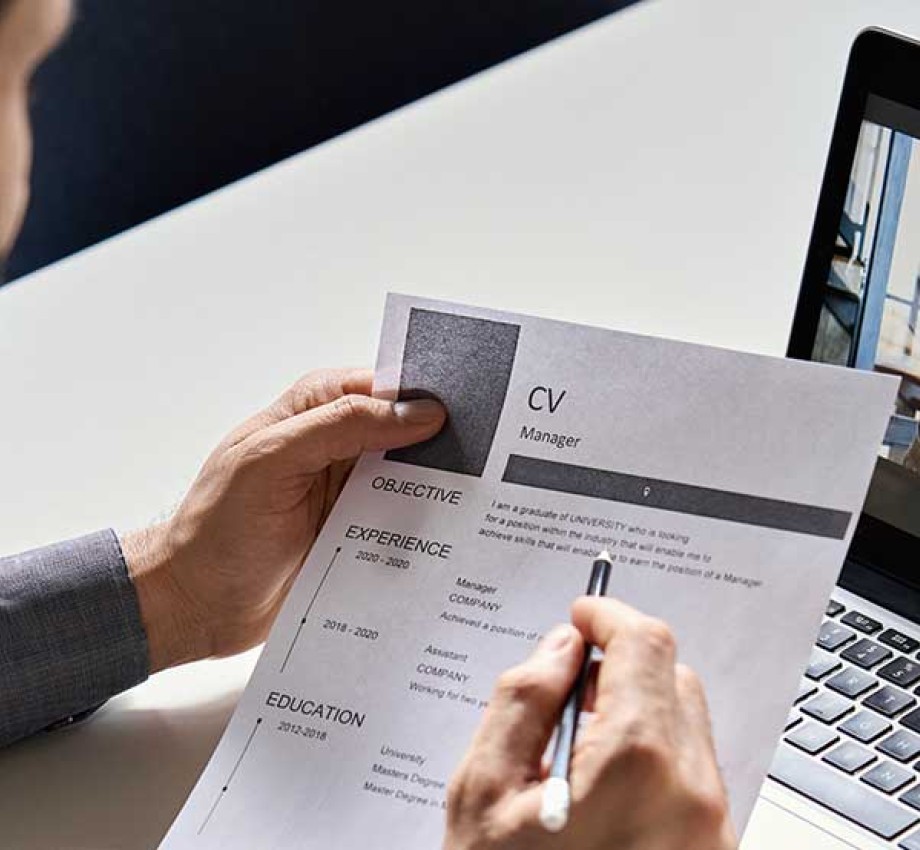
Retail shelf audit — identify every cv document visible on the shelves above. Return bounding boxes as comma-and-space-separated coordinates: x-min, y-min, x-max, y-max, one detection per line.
160, 294, 896, 848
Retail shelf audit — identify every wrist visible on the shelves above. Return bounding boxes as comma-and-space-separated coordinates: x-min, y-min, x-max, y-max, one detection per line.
122, 524, 211, 673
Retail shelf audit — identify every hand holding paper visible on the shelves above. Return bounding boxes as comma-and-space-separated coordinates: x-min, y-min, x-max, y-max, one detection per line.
123, 368, 445, 671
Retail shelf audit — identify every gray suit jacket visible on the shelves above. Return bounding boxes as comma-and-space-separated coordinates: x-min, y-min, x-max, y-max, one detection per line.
0, 530, 149, 747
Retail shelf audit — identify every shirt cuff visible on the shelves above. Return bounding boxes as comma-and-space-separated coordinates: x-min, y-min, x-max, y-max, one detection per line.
0, 529, 150, 747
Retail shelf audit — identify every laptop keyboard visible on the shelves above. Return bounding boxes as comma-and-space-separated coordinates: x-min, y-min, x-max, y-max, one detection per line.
769, 596, 920, 846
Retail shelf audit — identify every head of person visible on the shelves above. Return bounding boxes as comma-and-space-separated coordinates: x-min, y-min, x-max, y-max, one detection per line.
0, 0, 71, 264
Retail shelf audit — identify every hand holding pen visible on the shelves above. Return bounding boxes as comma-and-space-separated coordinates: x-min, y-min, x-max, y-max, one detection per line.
443, 555, 736, 850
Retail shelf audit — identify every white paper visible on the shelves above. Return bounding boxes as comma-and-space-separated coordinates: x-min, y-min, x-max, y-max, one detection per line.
160, 294, 896, 848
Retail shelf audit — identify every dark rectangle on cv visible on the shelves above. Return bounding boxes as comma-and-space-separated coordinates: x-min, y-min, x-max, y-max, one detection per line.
501, 454, 851, 539
385, 308, 520, 477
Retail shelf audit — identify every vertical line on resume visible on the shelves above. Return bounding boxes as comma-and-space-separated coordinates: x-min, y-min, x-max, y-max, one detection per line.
197, 717, 263, 835
280, 546, 342, 673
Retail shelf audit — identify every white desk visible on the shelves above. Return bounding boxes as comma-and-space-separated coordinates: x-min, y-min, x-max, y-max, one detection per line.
2, 0, 920, 846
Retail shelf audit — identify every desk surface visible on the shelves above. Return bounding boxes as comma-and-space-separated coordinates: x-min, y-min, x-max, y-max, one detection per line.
4, 0, 920, 846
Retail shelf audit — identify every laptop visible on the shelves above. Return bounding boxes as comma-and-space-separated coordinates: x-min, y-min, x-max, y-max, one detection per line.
746, 27, 920, 850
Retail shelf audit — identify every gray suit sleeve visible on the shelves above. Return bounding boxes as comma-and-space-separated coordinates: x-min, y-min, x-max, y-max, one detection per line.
0, 530, 149, 747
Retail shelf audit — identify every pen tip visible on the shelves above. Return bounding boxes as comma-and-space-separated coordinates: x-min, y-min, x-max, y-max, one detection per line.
540, 777, 571, 833
598, 549, 612, 562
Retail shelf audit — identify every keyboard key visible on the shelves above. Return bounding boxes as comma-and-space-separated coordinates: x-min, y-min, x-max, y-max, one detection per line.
785, 721, 839, 754
822, 741, 876, 774
826, 667, 878, 698
900, 828, 920, 849
769, 745, 919, 839
842, 610, 884, 634
901, 785, 920, 811
842, 638, 893, 669
902, 708, 920, 734
817, 621, 856, 651
878, 729, 920, 762
880, 629, 920, 655
840, 710, 891, 743
796, 680, 817, 704
802, 691, 853, 724
826, 600, 845, 617
865, 686, 916, 717
881, 657, 920, 688
806, 649, 842, 681
863, 760, 913, 793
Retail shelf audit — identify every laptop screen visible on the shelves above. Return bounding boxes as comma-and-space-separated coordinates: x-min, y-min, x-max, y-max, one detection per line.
806, 89, 920, 550
810, 94, 920, 474
790, 32, 920, 594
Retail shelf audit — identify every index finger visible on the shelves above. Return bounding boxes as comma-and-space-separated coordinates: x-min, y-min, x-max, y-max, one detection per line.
570, 596, 679, 729
570, 595, 648, 651
276, 368, 375, 417
222, 368, 376, 449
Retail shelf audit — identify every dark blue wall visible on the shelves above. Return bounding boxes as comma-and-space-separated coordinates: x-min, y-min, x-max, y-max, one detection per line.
7, 1, 637, 281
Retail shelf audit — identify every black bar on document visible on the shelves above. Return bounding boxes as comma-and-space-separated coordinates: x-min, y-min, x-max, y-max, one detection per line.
501, 455, 851, 540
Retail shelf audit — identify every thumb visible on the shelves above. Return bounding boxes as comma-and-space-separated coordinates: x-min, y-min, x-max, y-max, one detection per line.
469, 625, 583, 787
238, 394, 446, 474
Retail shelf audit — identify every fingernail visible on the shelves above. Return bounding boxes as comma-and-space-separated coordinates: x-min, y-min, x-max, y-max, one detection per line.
393, 399, 445, 425
539, 624, 574, 653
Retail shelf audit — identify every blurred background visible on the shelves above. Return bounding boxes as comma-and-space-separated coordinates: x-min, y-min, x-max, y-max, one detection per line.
6, 0, 637, 282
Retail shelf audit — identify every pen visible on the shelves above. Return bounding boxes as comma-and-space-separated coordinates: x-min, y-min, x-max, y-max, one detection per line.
539, 549, 613, 833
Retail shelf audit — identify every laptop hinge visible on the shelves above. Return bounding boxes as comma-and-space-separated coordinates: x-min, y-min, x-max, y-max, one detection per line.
839, 558, 920, 626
